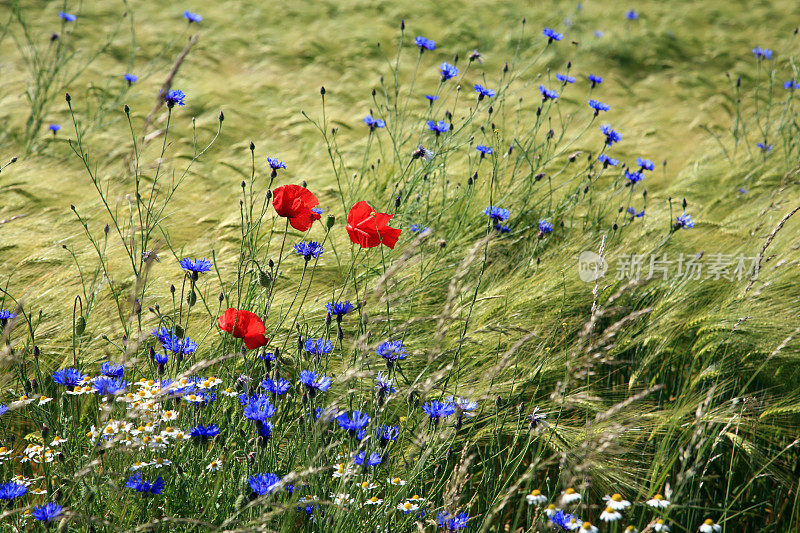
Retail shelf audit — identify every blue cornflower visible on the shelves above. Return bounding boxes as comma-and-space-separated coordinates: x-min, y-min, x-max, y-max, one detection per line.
259, 422, 273, 439
451, 397, 478, 414
636, 157, 655, 171
243, 394, 277, 422
423, 400, 456, 420
190, 424, 220, 440
363, 115, 386, 129
53, 367, 87, 388
377, 424, 399, 445
267, 157, 286, 171
298, 370, 332, 394
784, 80, 800, 90
539, 85, 559, 100
184, 10, 202, 23
125, 473, 164, 494
439, 62, 460, 81
59, 11, 77, 22
589, 99, 610, 113
375, 372, 396, 396
752, 47, 773, 60
556, 73, 576, 84
484, 206, 510, 222
588, 74, 603, 87
102, 362, 124, 378
49, 124, 61, 133
738, 188, 748, 194
353, 452, 382, 467
124, 74, 138, 84
476, 145, 493, 155
248, 473, 281, 496
0, 481, 27, 500
415, 36, 436, 51
32, 502, 63, 523
594, 30, 604, 38
543, 27, 563, 42
625, 169, 644, 184
598, 153, 619, 167
153, 327, 198, 356
438, 511, 469, 530
326, 301, 354, 318
538, 219, 554, 235
179, 257, 212, 274
601, 124, 622, 145
0, 309, 17, 321
494, 223, 510, 233
626, 207, 645, 218
312, 207, 323, 215
376, 340, 408, 363
474, 84, 496, 99
261, 377, 291, 395
410, 224, 430, 234
675, 212, 694, 229
0, 405, 8, 417
756, 142, 773, 152
163, 89, 186, 108
425, 95, 439, 102
294, 241, 323, 260
626, 9, 638, 20
336, 410, 371, 433
427, 120, 451, 135
551, 510, 578, 531
93, 376, 128, 396
153, 352, 169, 368
305, 338, 333, 356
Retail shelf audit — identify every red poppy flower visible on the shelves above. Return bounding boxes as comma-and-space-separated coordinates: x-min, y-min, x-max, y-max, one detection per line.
217, 308, 269, 350
272, 184, 321, 232
346, 201, 402, 249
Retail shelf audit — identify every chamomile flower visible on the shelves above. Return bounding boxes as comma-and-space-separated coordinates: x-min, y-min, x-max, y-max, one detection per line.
206, 459, 222, 471
624, 526, 639, 533
699, 519, 722, 533
388, 477, 407, 486
526, 489, 548, 505
364, 496, 383, 505
646, 494, 671, 509
579, 522, 599, 533
653, 519, 670, 532
603, 493, 631, 510
358, 480, 379, 491
544, 504, 558, 517
397, 500, 419, 512
600, 507, 622, 522
560, 487, 582, 505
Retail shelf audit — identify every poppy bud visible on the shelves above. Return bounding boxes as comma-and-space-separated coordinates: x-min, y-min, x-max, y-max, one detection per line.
250, 141, 255, 151
618, 206, 624, 213
326, 214, 335, 229
400, 19, 405, 30
241, 180, 246, 189
567, 60, 572, 69
643, 189, 648, 198
508, 146, 513, 155
265, 190, 272, 200
33, 345, 40, 359
65, 93, 71, 103
536, 106, 541, 116
10, 156, 17, 163
612, 223, 618, 230
372, 88, 376, 96
268, 259, 275, 269
74, 314, 86, 335
503, 62, 508, 73
218, 292, 224, 303
395, 194, 401, 208
488, 106, 493, 115
218, 111, 224, 122
170, 284, 175, 294
124, 104, 130, 114
175, 324, 184, 338
258, 269, 271, 288
320, 86, 326, 95
50, 33, 59, 41
134, 299, 141, 315
583, 186, 589, 194
682, 198, 687, 209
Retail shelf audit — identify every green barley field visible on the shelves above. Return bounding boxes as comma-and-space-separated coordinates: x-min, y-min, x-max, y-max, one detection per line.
1, 0, 800, 531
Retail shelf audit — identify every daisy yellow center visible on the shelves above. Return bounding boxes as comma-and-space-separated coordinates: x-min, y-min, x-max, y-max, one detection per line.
370, 497, 379, 502
547, 504, 556, 510
531, 489, 541, 496
582, 522, 592, 528
565, 488, 576, 494
411, 495, 420, 499
403, 502, 413, 509
604, 507, 614, 513
392, 477, 401, 483
612, 494, 623, 502
654, 494, 663, 500
704, 519, 714, 526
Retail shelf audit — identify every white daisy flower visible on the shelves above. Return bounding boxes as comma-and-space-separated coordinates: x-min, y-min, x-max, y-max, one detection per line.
579, 522, 599, 533
560, 487, 582, 505
206, 459, 222, 471
37, 396, 53, 406
624, 526, 639, 533
358, 481, 378, 491
600, 507, 622, 522
331, 493, 353, 505
603, 493, 631, 510
397, 501, 419, 512
544, 504, 558, 517
526, 489, 548, 505
220, 387, 239, 397
387, 477, 407, 486
699, 519, 721, 533
364, 496, 383, 506
130, 461, 150, 470
646, 494, 671, 509
653, 519, 670, 532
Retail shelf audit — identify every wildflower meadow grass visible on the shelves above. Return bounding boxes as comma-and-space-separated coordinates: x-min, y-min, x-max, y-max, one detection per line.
1, 1, 800, 531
